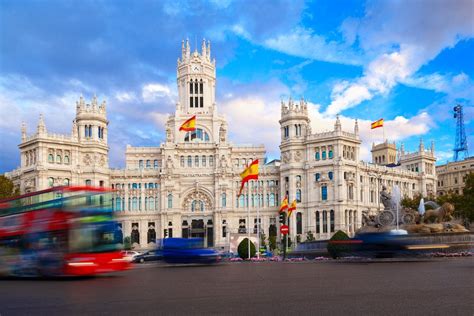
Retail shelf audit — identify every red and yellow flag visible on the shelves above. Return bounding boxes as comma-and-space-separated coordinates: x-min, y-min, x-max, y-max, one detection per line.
280, 196, 288, 212
371, 118, 384, 129
179, 115, 196, 132
238, 159, 259, 196
287, 199, 297, 217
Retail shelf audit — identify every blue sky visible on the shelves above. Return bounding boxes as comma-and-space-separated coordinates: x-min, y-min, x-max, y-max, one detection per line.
0, 0, 473, 173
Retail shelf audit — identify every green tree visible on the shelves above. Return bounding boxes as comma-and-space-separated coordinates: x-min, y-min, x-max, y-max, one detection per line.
0, 175, 20, 200
238, 238, 256, 259
327, 230, 350, 259
448, 172, 474, 223
123, 236, 132, 250
260, 233, 267, 250
306, 231, 315, 242
268, 235, 277, 251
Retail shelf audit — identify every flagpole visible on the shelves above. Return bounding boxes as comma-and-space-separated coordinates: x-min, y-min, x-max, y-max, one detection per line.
256, 180, 260, 259
383, 124, 386, 142
247, 187, 250, 260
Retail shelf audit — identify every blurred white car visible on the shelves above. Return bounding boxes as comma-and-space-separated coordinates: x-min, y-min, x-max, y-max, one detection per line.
121, 251, 141, 262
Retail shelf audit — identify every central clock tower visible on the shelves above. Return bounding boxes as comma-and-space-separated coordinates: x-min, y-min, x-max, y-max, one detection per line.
176, 39, 216, 115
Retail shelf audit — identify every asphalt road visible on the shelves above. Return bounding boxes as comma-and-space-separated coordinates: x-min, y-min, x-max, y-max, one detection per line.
0, 258, 473, 315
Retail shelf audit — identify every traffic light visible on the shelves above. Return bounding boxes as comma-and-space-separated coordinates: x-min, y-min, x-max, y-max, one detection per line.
279, 212, 286, 224
164, 229, 168, 238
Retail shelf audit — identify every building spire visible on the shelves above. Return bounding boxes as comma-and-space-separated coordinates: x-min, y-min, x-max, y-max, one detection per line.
207, 40, 211, 60
430, 140, 435, 154
37, 113, 46, 135
335, 114, 341, 132
354, 119, 359, 136
21, 121, 27, 141
201, 38, 207, 58
419, 137, 424, 152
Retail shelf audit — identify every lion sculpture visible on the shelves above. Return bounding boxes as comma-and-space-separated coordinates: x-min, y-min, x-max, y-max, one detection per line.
422, 202, 455, 223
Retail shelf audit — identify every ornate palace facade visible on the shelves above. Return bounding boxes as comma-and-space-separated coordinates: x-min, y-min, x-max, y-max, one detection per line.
6, 40, 437, 249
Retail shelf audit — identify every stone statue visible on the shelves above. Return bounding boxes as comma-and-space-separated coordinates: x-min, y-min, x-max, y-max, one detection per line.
422, 202, 455, 223
380, 185, 392, 210
219, 124, 226, 142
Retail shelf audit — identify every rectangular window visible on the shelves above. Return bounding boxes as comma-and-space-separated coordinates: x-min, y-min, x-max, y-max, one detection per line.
322, 186, 328, 201
190, 82, 193, 94
195, 156, 199, 167
316, 212, 320, 234
200, 96, 203, 107
202, 156, 206, 166
190, 97, 193, 108
200, 82, 203, 94
195, 96, 198, 107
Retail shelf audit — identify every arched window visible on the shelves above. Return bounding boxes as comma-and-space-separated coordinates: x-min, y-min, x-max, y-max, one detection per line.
269, 193, 275, 207
180, 156, 185, 167
239, 195, 245, 208
154, 160, 159, 169
330, 210, 335, 232
195, 155, 199, 167
64, 155, 70, 164
328, 172, 333, 180
315, 173, 320, 181
139, 160, 144, 169
266, 194, 269, 207
296, 212, 302, 234
184, 128, 210, 142
209, 155, 214, 166
148, 197, 155, 210
316, 211, 320, 234
251, 194, 255, 207
48, 154, 54, 163
116, 197, 122, 211
63, 178, 70, 186
132, 197, 138, 211
328, 149, 333, 159
146, 160, 151, 168
322, 150, 327, 160
167, 194, 173, 209
144, 197, 148, 210
202, 155, 206, 167
315, 152, 320, 160
48, 177, 54, 187
296, 189, 301, 203
323, 211, 328, 233
221, 193, 226, 207
55, 154, 61, 163
187, 156, 192, 167
322, 186, 328, 201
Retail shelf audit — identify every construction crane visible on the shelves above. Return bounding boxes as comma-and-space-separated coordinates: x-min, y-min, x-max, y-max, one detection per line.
453, 104, 469, 161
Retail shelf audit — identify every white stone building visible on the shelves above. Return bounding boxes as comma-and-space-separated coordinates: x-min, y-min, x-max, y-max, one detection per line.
6, 40, 438, 248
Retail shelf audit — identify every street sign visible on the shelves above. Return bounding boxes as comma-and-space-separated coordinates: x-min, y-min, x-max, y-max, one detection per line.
280, 225, 289, 235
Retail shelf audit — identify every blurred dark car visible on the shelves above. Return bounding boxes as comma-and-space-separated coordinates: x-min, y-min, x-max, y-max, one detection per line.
159, 238, 220, 264
133, 250, 162, 263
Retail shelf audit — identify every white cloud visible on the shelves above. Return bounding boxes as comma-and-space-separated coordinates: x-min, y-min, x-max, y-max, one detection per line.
142, 83, 174, 103
326, 1, 474, 115
263, 27, 364, 66
115, 91, 138, 103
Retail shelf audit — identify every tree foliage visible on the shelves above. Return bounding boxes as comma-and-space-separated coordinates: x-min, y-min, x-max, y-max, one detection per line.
268, 235, 277, 251
401, 172, 474, 223
0, 175, 20, 200
327, 230, 350, 259
238, 238, 256, 259
123, 236, 132, 250
306, 231, 315, 242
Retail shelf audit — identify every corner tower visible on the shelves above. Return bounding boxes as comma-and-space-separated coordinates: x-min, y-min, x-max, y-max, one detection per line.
176, 39, 216, 115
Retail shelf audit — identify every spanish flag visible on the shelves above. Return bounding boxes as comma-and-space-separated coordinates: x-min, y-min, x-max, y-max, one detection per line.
179, 115, 196, 132
238, 159, 259, 196
371, 118, 384, 129
287, 199, 297, 217
280, 196, 288, 212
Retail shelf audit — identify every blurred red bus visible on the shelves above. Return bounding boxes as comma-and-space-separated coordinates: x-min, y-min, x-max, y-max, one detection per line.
0, 186, 130, 277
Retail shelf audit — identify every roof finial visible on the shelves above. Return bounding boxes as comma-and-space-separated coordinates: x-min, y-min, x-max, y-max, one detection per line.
21, 121, 27, 141
335, 114, 341, 132
37, 113, 46, 135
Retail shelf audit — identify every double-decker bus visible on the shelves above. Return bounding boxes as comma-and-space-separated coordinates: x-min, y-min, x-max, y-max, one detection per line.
0, 186, 130, 277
